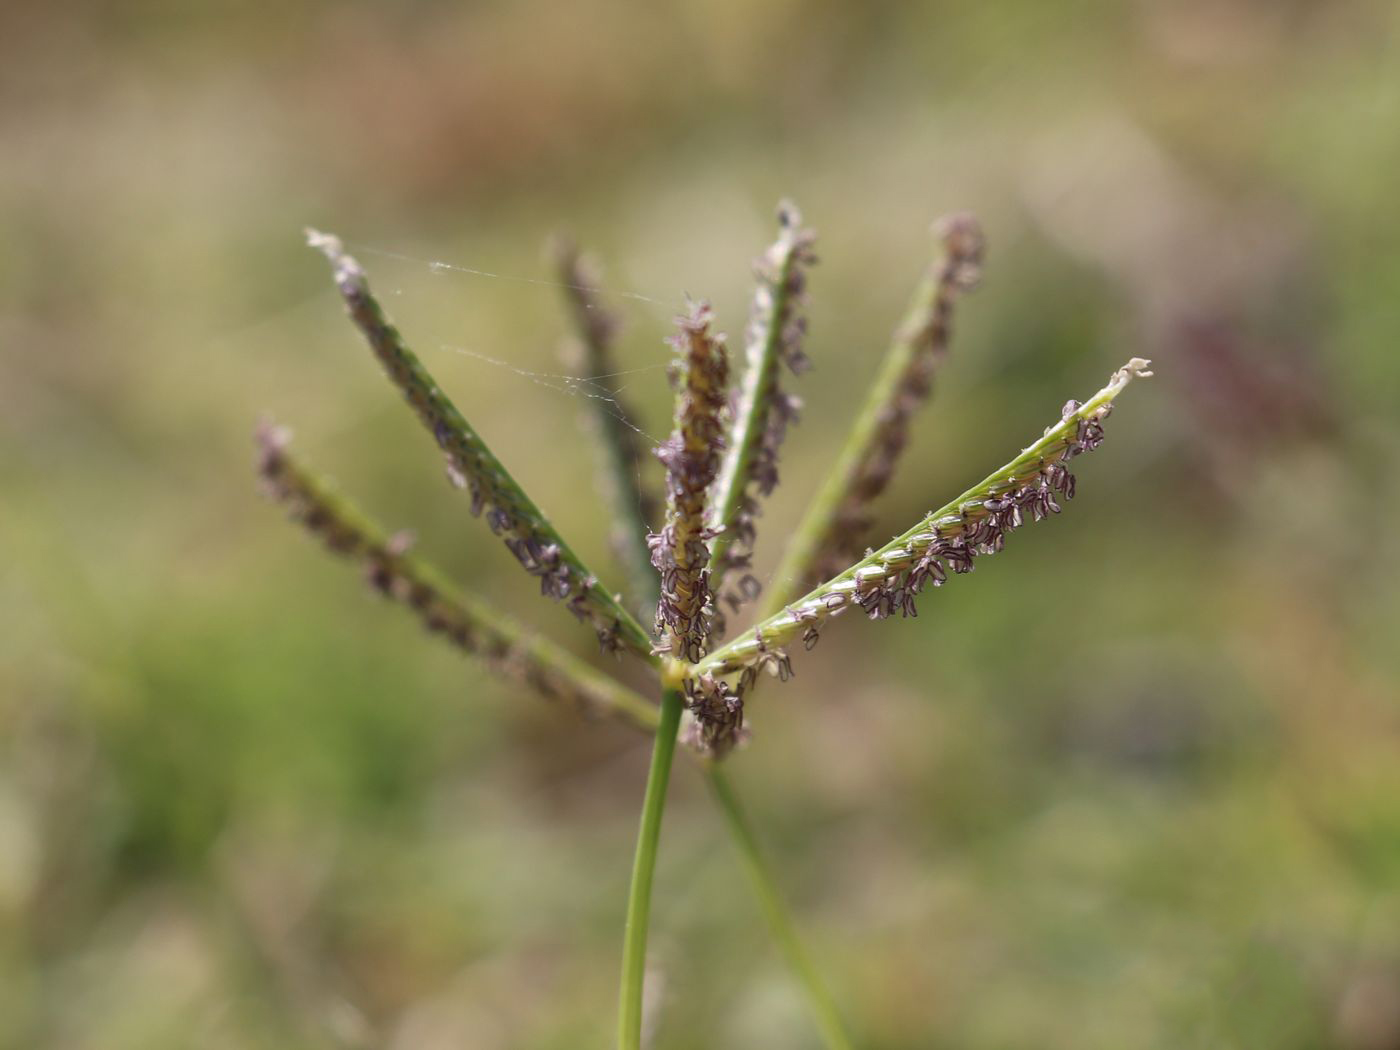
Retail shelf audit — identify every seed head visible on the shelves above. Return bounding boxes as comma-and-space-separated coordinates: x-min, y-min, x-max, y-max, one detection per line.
681, 672, 748, 759
697, 358, 1153, 683
649, 302, 730, 662
709, 201, 818, 619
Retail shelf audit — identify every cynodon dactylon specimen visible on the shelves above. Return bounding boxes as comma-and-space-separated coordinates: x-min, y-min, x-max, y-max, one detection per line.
262, 204, 1150, 1050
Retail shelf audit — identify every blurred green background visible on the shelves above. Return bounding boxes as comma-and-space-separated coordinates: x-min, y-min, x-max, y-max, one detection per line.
3, 1, 1400, 1047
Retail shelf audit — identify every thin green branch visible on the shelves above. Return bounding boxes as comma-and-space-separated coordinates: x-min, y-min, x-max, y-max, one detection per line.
256, 421, 659, 731
707, 202, 816, 614
700, 358, 1154, 679
764, 214, 984, 617
617, 687, 684, 1050
551, 237, 659, 613
306, 229, 655, 662
707, 767, 854, 1050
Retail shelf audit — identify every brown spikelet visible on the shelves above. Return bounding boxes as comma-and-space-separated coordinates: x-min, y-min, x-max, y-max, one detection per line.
680, 673, 748, 759
648, 302, 729, 663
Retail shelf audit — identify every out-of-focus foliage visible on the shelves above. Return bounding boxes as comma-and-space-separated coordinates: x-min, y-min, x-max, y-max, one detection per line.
2, 1, 1399, 1047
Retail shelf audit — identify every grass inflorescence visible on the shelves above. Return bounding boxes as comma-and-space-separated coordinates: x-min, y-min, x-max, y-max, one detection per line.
267, 204, 1150, 1048
551, 238, 660, 612
708, 201, 817, 624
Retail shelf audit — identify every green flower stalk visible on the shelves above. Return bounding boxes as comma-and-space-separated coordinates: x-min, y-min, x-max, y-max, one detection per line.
551, 237, 660, 612
306, 229, 654, 660
707, 768, 852, 1050
707, 201, 817, 623
699, 357, 1153, 681
256, 420, 659, 730
616, 687, 683, 1050
765, 213, 984, 614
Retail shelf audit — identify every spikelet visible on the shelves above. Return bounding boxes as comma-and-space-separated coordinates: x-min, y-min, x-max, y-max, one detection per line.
306, 229, 652, 659
707, 201, 817, 624
698, 359, 1153, 682
680, 673, 747, 759
255, 420, 659, 730
648, 302, 730, 663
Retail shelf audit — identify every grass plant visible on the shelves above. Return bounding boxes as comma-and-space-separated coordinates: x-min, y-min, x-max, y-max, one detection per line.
264, 205, 1150, 1047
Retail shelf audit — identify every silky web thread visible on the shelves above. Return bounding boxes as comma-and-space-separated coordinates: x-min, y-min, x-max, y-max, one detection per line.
323, 241, 833, 607
349, 240, 679, 545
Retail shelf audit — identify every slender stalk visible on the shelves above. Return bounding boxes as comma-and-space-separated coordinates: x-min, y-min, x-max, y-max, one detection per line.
256, 422, 660, 731
306, 228, 655, 661
701, 358, 1153, 678
707, 767, 854, 1050
551, 238, 660, 613
764, 215, 983, 616
618, 687, 684, 1050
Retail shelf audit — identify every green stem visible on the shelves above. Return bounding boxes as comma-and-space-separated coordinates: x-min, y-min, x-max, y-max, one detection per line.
618, 687, 684, 1050
707, 767, 854, 1050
